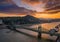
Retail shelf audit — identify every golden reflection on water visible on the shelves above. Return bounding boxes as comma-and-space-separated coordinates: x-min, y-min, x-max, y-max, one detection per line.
28, 22, 60, 31
41, 22, 60, 30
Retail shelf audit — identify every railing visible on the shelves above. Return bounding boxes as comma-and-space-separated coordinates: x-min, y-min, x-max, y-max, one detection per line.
0, 24, 60, 42
1, 24, 60, 36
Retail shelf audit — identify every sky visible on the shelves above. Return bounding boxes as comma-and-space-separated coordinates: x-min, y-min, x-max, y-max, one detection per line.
0, 0, 60, 19
11, 0, 60, 12
12, 0, 46, 12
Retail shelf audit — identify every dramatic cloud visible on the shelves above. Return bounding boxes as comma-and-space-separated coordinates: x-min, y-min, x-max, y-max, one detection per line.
45, 0, 60, 13
22, 0, 42, 6
12, 0, 46, 12
0, 0, 33, 14
12, 0, 60, 13
0, 0, 5, 2
0, 0, 60, 13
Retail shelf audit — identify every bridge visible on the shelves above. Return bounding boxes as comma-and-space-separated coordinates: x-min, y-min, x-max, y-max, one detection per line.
0, 17, 60, 42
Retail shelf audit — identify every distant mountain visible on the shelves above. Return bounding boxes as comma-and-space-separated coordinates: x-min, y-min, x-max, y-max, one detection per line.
48, 18, 60, 22
14, 15, 60, 24
0, 15, 40, 24
1, 15, 60, 24
20, 15, 40, 24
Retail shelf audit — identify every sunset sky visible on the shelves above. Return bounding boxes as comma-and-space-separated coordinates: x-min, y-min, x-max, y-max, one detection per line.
0, 0, 60, 19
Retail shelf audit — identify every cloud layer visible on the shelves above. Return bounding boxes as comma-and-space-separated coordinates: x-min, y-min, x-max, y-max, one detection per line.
12, 0, 60, 13
12, 0, 46, 12
22, 0, 42, 6
0, 0, 33, 15
45, 0, 60, 13
0, 0, 60, 13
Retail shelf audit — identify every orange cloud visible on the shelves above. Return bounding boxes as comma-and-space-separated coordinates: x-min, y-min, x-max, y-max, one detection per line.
0, 13, 26, 17
45, 0, 60, 11
22, 0, 43, 6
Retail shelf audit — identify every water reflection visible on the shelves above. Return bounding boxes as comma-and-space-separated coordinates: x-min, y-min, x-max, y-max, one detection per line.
28, 22, 60, 30
41, 22, 60, 30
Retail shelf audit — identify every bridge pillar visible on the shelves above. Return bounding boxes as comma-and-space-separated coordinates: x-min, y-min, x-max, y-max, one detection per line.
56, 36, 60, 42
38, 26, 42, 39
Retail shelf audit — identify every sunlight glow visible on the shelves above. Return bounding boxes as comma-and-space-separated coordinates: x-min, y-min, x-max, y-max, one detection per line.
0, 13, 26, 17
33, 12, 60, 19
0, 12, 60, 19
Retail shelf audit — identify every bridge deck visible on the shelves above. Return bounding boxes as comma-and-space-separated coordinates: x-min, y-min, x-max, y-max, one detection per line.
0, 29, 56, 42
